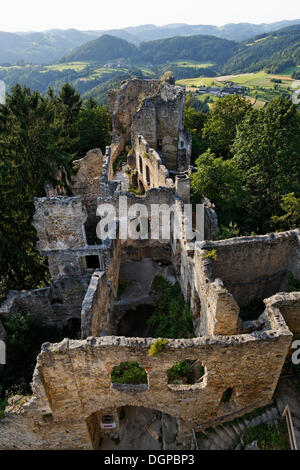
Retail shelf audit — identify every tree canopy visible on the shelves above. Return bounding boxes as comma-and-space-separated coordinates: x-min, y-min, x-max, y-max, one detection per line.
190, 94, 300, 236
0, 84, 110, 302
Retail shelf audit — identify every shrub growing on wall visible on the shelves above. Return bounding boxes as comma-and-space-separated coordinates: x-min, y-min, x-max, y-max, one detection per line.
111, 362, 147, 384
147, 282, 194, 339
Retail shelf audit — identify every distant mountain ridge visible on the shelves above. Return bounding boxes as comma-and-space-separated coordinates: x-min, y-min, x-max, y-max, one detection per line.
0, 24, 299, 107
61, 34, 238, 65
118, 19, 300, 43
223, 24, 300, 73
0, 19, 300, 65
61, 35, 138, 63
61, 24, 300, 72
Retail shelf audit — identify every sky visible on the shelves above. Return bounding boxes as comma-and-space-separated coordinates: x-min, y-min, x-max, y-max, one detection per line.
0, 0, 299, 32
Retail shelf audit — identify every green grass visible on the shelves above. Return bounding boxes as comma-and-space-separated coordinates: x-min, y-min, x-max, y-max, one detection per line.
288, 271, 300, 292
176, 77, 219, 87
178, 70, 295, 107
246, 37, 269, 47
147, 282, 195, 339
219, 70, 293, 89
44, 62, 89, 72
177, 70, 293, 92
276, 64, 300, 76
139, 67, 156, 77
191, 93, 218, 110
0, 65, 25, 71
173, 61, 215, 69
91, 67, 127, 77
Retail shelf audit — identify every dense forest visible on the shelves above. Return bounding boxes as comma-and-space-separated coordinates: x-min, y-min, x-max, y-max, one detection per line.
61, 35, 139, 63
61, 33, 238, 65
0, 84, 110, 304
186, 94, 300, 236
55, 25, 300, 72
224, 25, 300, 74
1, 20, 299, 64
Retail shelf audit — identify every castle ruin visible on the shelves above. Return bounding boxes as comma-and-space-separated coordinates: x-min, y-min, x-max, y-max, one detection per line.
0, 77, 299, 450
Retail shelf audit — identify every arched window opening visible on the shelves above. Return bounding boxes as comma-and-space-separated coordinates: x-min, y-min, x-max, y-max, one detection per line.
111, 362, 148, 391
167, 360, 205, 386
139, 156, 143, 174
146, 166, 151, 186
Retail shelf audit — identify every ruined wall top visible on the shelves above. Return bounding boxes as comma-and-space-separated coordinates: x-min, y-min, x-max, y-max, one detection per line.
107, 77, 191, 171
32, 196, 88, 252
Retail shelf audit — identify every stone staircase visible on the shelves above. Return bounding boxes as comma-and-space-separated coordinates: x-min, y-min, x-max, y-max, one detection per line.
195, 405, 279, 450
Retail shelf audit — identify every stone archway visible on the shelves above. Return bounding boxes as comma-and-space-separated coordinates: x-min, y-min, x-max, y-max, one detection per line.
86, 406, 178, 450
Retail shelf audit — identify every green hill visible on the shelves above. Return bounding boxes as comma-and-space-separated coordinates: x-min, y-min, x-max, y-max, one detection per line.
138, 35, 238, 65
61, 33, 238, 66
61, 34, 138, 63
223, 25, 300, 74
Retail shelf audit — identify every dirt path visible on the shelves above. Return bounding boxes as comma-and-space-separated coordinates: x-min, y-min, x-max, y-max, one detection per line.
215, 73, 255, 82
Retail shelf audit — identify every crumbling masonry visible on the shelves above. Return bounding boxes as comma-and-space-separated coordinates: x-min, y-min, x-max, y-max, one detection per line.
0, 78, 299, 449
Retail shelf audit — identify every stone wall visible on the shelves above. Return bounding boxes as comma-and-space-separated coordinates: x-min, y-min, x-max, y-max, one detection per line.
200, 230, 300, 306
81, 238, 121, 338
81, 272, 112, 338
0, 300, 293, 449
133, 135, 173, 191
107, 78, 191, 171
0, 275, 91, 328
264, 292, 300, 334
179, 242, 241, 337
107, 78, 160, 145
71, 149, 104, 245
33, 196, 88, 279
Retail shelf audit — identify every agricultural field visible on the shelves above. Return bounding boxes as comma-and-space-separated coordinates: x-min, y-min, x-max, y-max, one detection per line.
192, 93, 218, 110
275, 64, 300, 76
177, 69, 300, 107
43, 62, 89, 72
177, 77, 219, 88
172, 61, 215, 69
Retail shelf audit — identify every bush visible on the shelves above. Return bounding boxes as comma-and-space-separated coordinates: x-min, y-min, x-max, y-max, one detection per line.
147, 283, 194, 339
148, 339, 168, 357
242, 419, 290, 450
202, 249, 217, 261
167, 360, 204, 385
116, 282, 127, 300
111, 362, 147, 384
0, 386, 7, 420
216, 222, 240, 240
288, 271, 300, 292
151, 276, 170, 293
0, 312, 81, 403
